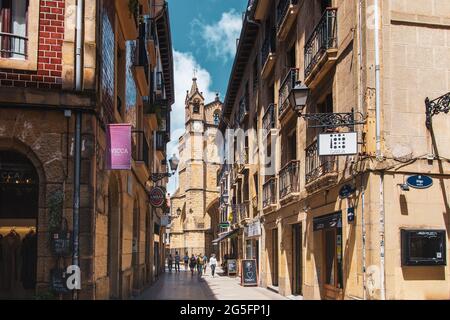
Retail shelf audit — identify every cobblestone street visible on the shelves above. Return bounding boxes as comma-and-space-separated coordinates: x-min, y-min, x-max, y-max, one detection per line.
137, 267, 287, 300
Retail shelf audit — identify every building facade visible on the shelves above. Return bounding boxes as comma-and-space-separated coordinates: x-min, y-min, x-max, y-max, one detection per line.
169, 79, 222, 258
218, 0, 450, 299
0, 0, 174, 299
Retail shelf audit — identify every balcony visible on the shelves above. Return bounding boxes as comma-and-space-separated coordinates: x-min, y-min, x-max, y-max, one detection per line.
262, 177, 277, 211
262, 103, 276, 136
142, 96, 158, 130
154, 71, 164, 99
261, 27, 276, 79
238, 95, 249, 124
132, 130, 150, 168
217, 163, 230, 185
0, 32, 28, 59
304, 8, 338, 88
155, 131, 167, 159
276, 0, 299, 41
231, 205, 239, 225
305, 140, 338, 192
146, 19, 158, 67
236, 202, 250, 223
238, 147, 249, 173
279, 160, 300, 202
133, 24, 150, 96
278, 68, 299, 119
115, 0, 139, 40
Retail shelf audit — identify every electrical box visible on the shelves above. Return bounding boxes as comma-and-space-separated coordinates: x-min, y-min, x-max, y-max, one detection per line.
318, 132, 358, 156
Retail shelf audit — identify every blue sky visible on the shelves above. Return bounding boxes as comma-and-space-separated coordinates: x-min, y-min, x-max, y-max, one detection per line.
166, 0, 246, 194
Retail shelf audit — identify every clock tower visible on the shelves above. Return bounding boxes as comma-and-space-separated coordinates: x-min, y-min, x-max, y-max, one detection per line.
170, 77, 223, 257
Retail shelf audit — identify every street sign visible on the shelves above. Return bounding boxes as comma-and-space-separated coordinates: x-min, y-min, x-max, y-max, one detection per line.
219, 222, 230, 228
347, 207, 355, 223
407, 175, 433, 189
318, 132, 357, 156
148, 187, 165, 207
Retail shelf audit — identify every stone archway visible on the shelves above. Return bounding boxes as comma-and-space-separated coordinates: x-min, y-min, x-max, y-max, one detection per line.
205, 198, 220, 257
107, 173, 122, 299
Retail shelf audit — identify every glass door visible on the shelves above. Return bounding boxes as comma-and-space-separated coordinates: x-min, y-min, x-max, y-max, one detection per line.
292, 223, 302, 295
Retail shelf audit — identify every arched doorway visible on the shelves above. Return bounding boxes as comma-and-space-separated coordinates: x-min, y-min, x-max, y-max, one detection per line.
205, 199, 220, 257
107, 174, 121, 299
0, 150, 39, 299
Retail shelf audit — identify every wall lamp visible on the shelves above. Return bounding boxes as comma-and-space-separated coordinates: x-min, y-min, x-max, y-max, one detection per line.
425, 92, 450, 129
150, 154, 179, 183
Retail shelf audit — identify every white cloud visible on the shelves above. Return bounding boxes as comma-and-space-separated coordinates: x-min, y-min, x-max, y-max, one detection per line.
193, 10, 243, 61
167, 50, 216, 195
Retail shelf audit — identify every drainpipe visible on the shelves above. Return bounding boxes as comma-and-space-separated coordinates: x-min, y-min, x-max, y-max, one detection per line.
374, 0, 382, 160
361, 177, 366, 300
73, 0, 84, 300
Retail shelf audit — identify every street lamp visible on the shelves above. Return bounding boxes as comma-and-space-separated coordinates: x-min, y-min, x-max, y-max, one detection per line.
169, 154, 179, 173
150, 154, 179, 183
289, 81, 310, 116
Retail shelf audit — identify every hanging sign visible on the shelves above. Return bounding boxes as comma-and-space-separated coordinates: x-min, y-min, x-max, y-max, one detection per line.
406, 175, 433, 189
339, 184, 356, 199
106, 124, 132, 170
149, 187, 165, 207
318, 132, 358, 156
347, 207, 355, 223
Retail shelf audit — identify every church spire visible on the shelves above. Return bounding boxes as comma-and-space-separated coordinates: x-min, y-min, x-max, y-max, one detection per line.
189, 76, 198, 97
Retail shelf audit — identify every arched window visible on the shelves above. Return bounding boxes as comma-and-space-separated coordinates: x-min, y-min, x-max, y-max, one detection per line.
193, 100, 200, 113
213, 111, 220, 125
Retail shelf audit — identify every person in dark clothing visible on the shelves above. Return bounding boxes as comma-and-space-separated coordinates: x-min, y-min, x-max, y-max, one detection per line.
167, 254, 173, 272
174, 251, 181, 273
21, 231, 37, 289
189, 254, 196, 276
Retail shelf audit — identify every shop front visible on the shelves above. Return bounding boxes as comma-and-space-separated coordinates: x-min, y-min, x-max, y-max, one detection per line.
313, 211, 343, 300
0, 150, 39, 299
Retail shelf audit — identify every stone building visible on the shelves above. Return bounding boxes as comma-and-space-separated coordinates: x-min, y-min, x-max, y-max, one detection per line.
218, 0, 450, 299
0, 0, 174, 299
169, 78, 222, 257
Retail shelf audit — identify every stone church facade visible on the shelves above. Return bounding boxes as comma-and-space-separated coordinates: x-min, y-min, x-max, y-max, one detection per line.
169, 78, 222, 257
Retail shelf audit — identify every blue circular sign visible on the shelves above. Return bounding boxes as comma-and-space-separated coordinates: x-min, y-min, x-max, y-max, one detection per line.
406, 175, 433, 189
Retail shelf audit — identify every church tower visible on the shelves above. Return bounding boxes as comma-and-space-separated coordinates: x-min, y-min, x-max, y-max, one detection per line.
170, 78, 222, 256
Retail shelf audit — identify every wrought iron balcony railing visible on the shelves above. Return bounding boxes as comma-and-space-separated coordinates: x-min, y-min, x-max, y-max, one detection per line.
155, 131, 167, 151
304, 8, 338, 78
276, 0, 299, 31
0, 32, 28, 58
238, 95, 249, 124
146, 18, 158, 46
262, 103, 276, 134
263, 177, 277, 208
231, 204, 238, 224
305, 140, 337, 185
237, 202, 250, 221
278, 68, 299, 117
279, 160, 300, 200
261, 27, 276, 68
136, 24, 149, 81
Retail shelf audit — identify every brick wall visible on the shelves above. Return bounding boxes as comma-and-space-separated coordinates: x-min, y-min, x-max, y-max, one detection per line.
0, 0, 65, 89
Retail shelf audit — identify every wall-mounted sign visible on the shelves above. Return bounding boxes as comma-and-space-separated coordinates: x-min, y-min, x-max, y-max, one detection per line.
246, 220, 261, 238
318, 132, 358, 156
149, 187, 165, 207
241, 259, 258, 286
339, 184, 356, 199
313, 212, 342, 231
347, 207, 355, 223
406, 175, 433, 189
106, 124, 131, 170
219, 222, 230, 228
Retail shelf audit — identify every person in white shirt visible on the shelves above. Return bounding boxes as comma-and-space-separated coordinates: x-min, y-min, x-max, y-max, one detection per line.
209, 254, 218, 277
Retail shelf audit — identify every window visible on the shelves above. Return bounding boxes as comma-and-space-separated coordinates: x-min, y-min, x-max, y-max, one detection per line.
287, 44, 296, 69
213, 111, 220, 125
193, 100, 200, 113
253, 55, 258, 91
0, 0, 28, 59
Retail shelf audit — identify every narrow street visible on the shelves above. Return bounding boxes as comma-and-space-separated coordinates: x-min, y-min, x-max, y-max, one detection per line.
137, 266, 287, 300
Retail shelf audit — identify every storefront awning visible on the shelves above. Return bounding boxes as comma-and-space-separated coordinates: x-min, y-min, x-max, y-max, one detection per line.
212, 229, 239, 244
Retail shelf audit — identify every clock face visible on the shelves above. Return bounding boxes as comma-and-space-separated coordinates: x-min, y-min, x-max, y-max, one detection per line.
193, 121, 203, 132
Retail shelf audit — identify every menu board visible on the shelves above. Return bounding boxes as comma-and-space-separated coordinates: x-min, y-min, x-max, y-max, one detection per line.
227, 259, 237, 276
241, 259, 258, 286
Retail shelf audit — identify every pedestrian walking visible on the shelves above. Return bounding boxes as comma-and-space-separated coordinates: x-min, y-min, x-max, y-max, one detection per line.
167, 254, 173, 273
174, 251, 181, 273
202, 254, 208, 274
183, 252, 189, 271
209, 254, 217, 277
196, 253, 204, 275
189, 254, 196, 276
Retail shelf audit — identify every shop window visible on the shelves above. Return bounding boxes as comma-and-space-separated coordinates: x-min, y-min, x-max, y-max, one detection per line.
0, 0, 38, 70
401, 229, 446, 266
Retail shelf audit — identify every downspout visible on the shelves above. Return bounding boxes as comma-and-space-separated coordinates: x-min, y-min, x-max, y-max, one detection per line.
374, 0, 386, 300
73, 0, 84, 300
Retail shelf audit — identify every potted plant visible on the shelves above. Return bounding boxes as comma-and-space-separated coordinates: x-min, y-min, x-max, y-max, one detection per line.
48, 190, 72, 257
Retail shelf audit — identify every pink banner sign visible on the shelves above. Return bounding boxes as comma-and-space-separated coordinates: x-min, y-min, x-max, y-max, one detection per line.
106, 124, 132, 170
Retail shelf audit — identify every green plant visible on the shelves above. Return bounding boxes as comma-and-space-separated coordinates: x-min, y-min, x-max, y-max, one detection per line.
48, 190, 64, 233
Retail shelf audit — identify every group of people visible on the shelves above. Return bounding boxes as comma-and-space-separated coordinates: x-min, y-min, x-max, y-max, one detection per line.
167, 251, 218, 277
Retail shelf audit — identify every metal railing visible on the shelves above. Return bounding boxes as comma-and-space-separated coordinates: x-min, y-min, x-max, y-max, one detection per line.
279, 160, 300, 199
236, 202, 250, 221
305, 140, 337, 184
0, 32, 28, 58
278, 68, 299, 117
132, 130, 150, 167
304, 8, 338, 78
239, 95, 249, 124
155, 131, 167, 151
263, 177, 277, 208
262, 103, 276, 133
146, 19, 158, 46
276, 0, 298, 31
231, 204, 238, 224
261, 27, 276, 68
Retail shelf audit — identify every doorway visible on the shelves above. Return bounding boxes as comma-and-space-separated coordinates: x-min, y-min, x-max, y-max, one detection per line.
132, 200, 140, 293
292, 223, 302, 295
271, 228, 279, 287
107, 175, 121, 299
323, 226, 343, 299
0, 151, 38, 299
